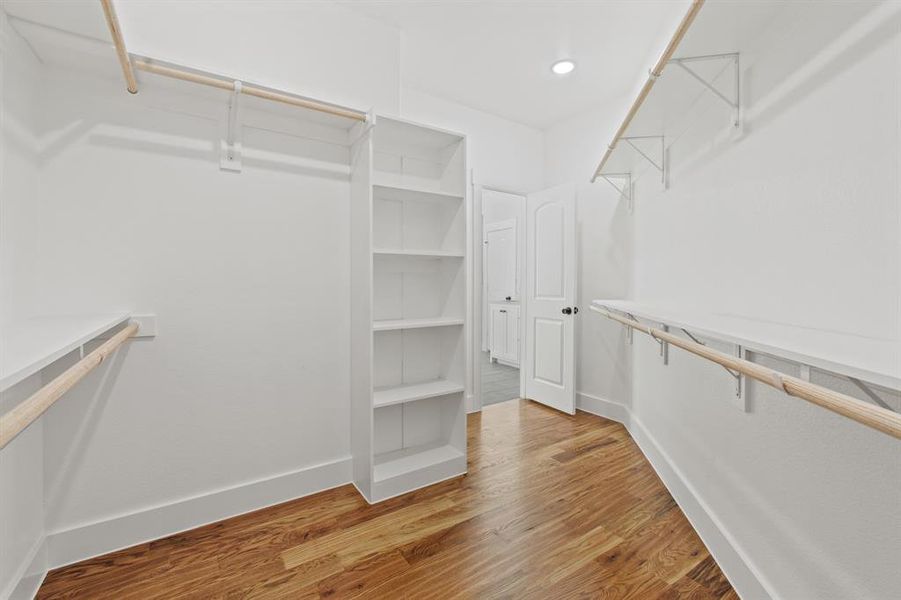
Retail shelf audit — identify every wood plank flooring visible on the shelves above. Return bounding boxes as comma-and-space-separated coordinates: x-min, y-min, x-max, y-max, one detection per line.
37, 400, 736, 599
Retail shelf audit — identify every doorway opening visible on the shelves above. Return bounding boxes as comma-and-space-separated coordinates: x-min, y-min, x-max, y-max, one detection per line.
472, 183, 577, 415
478, 188, 526, 407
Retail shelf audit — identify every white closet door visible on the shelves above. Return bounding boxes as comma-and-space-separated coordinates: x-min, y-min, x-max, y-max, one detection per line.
524, 185, 576, 414
485, 219, 517, 302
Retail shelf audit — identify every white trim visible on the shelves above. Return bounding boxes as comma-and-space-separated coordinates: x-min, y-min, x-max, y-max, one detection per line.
628, 417, 776, 600
575, 392, 773, 600
45, 456, 352, 570
3, 536, 47, 600
576, 391, 631, 425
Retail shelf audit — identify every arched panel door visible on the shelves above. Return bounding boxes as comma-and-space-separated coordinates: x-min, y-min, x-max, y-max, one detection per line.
524, 184, 576, 414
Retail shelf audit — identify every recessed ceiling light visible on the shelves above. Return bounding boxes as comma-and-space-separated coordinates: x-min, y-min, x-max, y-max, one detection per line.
551, 59, 575, 75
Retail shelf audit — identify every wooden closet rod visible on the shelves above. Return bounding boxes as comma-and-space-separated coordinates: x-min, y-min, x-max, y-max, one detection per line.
98, 0, 366, 122
100, 0, 137, 93
0, 323, 138, 451
590, 305, 901, 440
591, 0, 705, 182
132, 59, 367, 122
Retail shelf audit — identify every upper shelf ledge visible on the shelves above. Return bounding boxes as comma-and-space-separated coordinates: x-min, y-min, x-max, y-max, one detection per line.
592, 300, 901, 392
1, 314, 132, 392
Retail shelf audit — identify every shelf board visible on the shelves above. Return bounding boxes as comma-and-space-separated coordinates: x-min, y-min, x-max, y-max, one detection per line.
373, 443, 464, 483
373, 379, 465, 409
372, 182, 463, 203
373, 248, 464, 258
592, 300, 901, 391
373, 317, 464, 332
374, 115, 464, 152
0, 313, 131, 392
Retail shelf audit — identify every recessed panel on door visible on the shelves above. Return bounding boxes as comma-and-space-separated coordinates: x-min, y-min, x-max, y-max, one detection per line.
534, 203, 564, 300
533, 317, 564, 387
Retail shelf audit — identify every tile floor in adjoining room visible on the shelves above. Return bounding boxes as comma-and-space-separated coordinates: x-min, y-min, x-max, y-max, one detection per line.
481, 351, 520, 406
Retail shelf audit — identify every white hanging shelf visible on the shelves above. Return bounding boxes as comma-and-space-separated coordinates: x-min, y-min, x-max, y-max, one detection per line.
592, 300, 901, 392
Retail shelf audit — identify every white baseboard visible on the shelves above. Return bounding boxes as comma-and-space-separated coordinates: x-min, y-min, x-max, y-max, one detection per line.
628, 417, 775, 600
4, 536, 47, 600
46, 456, 352, 571
575, 391, 773, 600
576, 391, 631, 425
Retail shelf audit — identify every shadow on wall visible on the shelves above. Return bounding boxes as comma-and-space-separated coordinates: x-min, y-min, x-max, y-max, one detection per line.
747, 1, 901, 134
36, 73, 353, 180
674, 1, 900, 181
41, 335, 132, 522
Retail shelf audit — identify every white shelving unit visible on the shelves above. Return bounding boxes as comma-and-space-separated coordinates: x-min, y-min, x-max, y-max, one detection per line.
351, 115, 468, 503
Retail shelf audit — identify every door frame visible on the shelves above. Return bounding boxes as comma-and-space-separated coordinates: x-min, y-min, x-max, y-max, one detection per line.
471, 183, 527, 413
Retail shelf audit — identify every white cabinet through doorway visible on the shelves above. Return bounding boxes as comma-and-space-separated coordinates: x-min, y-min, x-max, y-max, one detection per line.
489, 303, 520, 367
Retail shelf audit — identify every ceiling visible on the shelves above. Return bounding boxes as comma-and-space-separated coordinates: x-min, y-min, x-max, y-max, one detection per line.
2, 0, 689, 130
341, 0, 689, 129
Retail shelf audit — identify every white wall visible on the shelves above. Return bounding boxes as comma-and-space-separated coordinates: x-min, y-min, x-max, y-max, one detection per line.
0, 12, 39, 327
117, 0, 401, 115
544, 103, 635, 411
631, 3, 901, 598
0, 13, 47, 600
0, 2, 405, 582
548, 1, 901, 598
21, 65, 354, 566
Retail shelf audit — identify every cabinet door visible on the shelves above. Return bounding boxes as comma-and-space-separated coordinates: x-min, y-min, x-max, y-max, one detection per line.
505, 305, 520, 366
489, 305, 508, 361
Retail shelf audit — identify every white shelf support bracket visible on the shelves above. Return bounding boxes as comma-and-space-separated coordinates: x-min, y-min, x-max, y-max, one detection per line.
622, 136, 667, 188
847, 376, 896, 412
670, 53, 741, 128
734, 345, 747, 410
221, 80, 243, 172
680, 328, 747, 411
659, 324, 669, 365
599, 173, 633, 212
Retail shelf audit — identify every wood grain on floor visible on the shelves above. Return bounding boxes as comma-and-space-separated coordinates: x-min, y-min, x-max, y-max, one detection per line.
37, 400, 737, 599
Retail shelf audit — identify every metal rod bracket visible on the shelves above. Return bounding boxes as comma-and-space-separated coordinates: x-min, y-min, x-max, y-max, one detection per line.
221, 81, 243, 172
670, 53, 741, 127
600, 173, 633, 213
622, 136, 667, 188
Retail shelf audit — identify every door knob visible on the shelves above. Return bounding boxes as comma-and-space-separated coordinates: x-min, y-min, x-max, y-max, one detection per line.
505, 296, 512, 301
562, 307, 572, 315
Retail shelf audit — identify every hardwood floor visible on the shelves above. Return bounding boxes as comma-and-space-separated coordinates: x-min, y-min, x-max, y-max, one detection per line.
37, 400, 737, 599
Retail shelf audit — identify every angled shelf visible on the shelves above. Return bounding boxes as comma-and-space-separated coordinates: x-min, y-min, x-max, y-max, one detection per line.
373, 249, 464, 258
372, 183, 463, 204
373, 379, 465, 409
372, 317, 464, 332
0, 313, 131, 392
